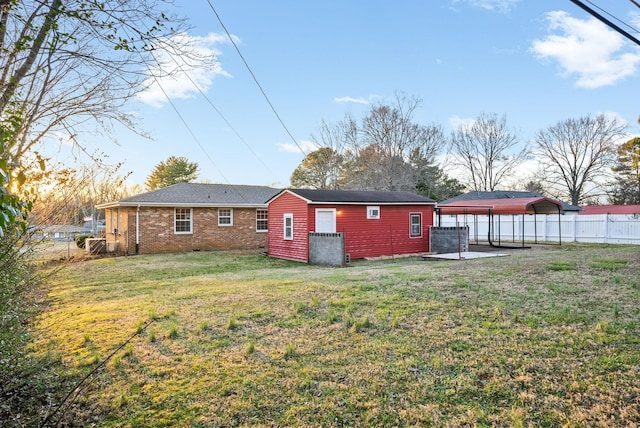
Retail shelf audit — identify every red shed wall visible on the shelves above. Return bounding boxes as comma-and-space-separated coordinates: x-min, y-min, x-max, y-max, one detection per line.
267, 192, 310, 262
311, 204, 434, 259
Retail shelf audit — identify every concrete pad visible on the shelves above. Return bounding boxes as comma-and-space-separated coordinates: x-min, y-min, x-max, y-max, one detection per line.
422, 251, 510, 261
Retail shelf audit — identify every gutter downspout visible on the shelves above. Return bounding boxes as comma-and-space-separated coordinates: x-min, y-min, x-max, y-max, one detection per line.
136, 205, 140, 255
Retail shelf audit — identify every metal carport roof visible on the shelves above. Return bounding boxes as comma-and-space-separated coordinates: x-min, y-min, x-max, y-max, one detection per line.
437, 197, 563, 216
436, 197, 564, 248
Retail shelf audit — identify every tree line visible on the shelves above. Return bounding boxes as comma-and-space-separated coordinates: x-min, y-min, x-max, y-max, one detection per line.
291, 95, 637, 206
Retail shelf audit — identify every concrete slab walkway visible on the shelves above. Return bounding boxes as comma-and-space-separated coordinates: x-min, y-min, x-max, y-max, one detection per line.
422, 251, 510, 261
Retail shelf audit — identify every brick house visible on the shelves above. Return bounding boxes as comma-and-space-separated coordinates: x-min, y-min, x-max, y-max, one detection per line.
96, 183, 280, 255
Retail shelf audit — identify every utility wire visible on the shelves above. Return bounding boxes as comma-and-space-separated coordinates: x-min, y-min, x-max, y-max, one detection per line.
569, 0, 640, 46
161, 48, 278, 180
121, 20, 272, 203
119, 17, 235, 187
146, 51, 234, 186
584, 0, 640, 34
206, 0, 308, 157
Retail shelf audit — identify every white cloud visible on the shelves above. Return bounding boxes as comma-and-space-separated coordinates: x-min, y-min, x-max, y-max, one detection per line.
277, 140, 319, 154
137, 32, 233, 107
451, 0, 519, 13
531, 11, 640, 88
448, 115, 476, 129
333, 96, 370, 105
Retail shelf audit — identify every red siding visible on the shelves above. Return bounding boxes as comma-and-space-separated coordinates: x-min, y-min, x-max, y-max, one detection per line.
329, 205, 434, 259
267, 192, 310, 262
267, 190, 435, 263
580, 205, 640, 215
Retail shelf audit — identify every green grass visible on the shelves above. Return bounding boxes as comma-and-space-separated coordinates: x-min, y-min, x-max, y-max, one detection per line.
546, 260, 575, 271
26, 246, 640, 426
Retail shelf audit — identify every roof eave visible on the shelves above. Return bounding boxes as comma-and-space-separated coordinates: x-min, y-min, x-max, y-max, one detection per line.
309, 201, 436, 205
97, 202, 268, 209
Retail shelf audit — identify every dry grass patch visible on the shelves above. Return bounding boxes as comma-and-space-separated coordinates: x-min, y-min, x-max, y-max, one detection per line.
26, 245, 640, 427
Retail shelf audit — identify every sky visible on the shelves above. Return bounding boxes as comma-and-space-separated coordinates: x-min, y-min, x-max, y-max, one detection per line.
62, 0, 640, 189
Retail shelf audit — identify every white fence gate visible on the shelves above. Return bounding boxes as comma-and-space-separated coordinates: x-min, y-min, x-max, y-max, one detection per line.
437, 214, 640, 245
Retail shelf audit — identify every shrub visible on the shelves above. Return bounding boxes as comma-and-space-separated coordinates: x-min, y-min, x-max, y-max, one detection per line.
75, 234, 93, 249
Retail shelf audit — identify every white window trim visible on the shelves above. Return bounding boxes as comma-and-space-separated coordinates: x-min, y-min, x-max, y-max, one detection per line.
410, 212, 422, 238
218, 208, 233, 226
256, 209, 268, 233
284, 213, 293, 240
367, 206, 380, 219
174, 208, 193, 234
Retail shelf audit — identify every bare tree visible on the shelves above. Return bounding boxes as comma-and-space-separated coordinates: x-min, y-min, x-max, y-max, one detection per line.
449, 113, 527, 192
302, 116, 358, 189
27, 160, 134, 229
1, 0, 216, 169
534, 114, 627, 205
349, 94, 446, 191
300, 94, 456, 195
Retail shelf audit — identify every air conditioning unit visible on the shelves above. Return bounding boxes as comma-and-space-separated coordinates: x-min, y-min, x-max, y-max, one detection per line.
106, 241, 118, 252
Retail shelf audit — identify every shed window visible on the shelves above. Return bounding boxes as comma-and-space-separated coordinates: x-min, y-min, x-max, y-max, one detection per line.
256, 209, 268, 232
218, 208, 233, 226
410, 213, 422, 238
175, 208, 192, 234
367, 206, 380, 219
284, 214, 293, 240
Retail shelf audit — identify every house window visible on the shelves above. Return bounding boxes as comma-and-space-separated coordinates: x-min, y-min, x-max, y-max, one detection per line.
410, 213, 422, 238
218, 208, 233, 226
367, 206, 380, 219
256, 209, 268, 232
175, 208, 192, 234
284, 213, 293, 240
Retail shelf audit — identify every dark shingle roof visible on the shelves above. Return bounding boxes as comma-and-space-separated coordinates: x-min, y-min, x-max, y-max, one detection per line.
99, 183, 280, 208
279, 188, 436, 204
440, 191, 581, 212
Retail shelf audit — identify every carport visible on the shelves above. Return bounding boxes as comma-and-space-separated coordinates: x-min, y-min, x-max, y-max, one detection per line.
436, 197, 564, 248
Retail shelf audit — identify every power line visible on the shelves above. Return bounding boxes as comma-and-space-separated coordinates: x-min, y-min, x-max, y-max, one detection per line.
120, 14, 280, 201
119, 20, 235, 187
569, 0, 640, 46
147, 50, 234, 185
583, 0, 640, 35
206, 0, 308, 157
160, 48, 279, 181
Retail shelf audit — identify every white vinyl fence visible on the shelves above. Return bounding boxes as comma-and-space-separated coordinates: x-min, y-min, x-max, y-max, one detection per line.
437, 214, 640, 246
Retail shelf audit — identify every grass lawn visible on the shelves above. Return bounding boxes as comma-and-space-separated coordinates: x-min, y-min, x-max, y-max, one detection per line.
29, 244, 640, 426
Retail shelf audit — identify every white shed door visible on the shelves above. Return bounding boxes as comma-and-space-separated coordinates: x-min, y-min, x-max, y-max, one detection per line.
315, 209, 336, 233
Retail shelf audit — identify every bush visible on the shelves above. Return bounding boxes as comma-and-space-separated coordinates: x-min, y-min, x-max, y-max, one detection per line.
75, 234, 93, 249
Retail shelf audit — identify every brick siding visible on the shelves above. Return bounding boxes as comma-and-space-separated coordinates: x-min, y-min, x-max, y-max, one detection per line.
104, 206, 267, 255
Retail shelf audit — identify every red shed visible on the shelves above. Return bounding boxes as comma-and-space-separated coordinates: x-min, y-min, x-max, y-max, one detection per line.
266, 189, 436, 263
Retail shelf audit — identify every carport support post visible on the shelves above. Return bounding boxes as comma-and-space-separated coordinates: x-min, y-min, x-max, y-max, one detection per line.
558, 207, 562, 246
